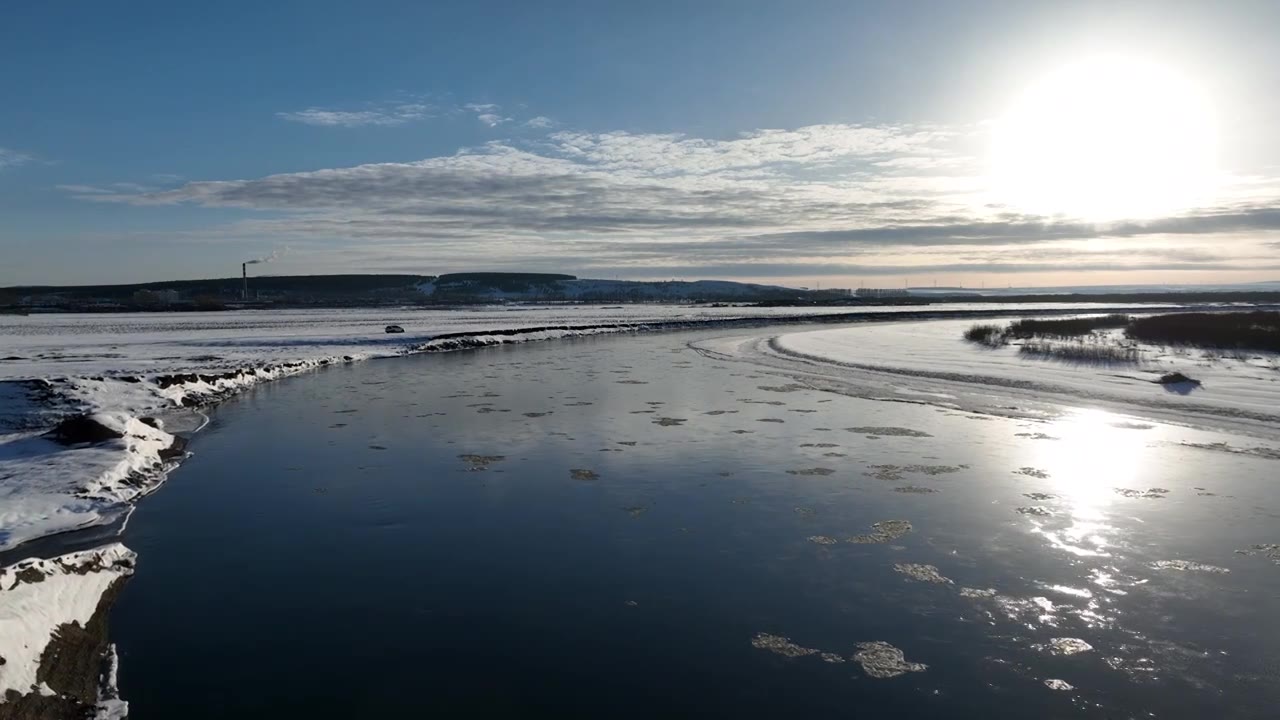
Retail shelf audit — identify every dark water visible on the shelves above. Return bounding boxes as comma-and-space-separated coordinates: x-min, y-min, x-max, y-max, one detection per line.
111, 329, 1280, 718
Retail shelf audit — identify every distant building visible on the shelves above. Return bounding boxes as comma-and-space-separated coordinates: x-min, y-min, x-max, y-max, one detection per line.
855, 288, 911, 298
21, 293, 68, 307
133, 289, 180, 305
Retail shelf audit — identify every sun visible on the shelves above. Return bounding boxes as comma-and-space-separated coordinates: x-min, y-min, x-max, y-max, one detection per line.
990, 55, 1219, 221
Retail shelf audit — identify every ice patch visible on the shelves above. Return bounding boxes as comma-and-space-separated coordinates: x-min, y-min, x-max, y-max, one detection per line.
1041, 637, 1093, 656
893, 563, 953, 584
852, 641, 927, 678
1114, 487, 1170, 499
846, 426, 932, 438
458, 454, 505, 471
848, 520, 913, 544
865, 464, 961, 482
95, 644, 128, 719
750, 632, 818, 658
1235, 544, 1280, 565
1150, 560, 1230, 574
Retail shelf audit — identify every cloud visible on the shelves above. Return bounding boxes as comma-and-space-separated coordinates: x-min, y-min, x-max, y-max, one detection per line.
0, 147, 33, 170
277, 102, 432, 127
278, 99, 537, 129
741, 207, 1280, 249
461, 103, 511, 127
62, 121, 1280, 279
56, 184, 114, 195
544, 124, 953, 176
58, 181, 164, 196
581, 260, 1280, 279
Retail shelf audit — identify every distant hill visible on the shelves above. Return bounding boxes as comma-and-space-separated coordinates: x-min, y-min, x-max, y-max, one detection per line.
429, 273, 577, 296
2, 272, 811, 307
9, 274, 1280, 309
424, 274, 807, 301
5, 274, 435, 301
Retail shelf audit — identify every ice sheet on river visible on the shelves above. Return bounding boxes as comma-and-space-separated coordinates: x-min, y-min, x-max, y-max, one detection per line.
697, 318, 1280, 437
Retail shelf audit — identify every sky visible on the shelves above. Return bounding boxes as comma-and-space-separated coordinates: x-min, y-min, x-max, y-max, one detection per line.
2, 0, 1279, 289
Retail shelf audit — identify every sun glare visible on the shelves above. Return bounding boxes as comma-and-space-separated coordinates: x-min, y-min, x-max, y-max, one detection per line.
990, 55, 1219, 221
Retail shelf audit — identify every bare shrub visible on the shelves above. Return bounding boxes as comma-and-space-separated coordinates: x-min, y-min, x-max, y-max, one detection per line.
1127, 311, 1280, 352
1018, 340, 1140, 364
964, 324, 1006, 347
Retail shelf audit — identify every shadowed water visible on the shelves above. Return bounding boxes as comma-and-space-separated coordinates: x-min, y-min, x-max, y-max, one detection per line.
111, 328, 1280, 718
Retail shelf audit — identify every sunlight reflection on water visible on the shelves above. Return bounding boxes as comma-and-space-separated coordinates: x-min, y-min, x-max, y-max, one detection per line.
1022, 408, 1155, 560
1044, 408, 1147, 511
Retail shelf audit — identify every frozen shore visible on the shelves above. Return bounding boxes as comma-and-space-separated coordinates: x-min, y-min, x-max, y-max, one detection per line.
696, 316, 1280, 439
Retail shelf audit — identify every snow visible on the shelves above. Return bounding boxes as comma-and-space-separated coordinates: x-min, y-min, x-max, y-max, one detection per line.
95, 644, 128, 719
0, 306, 826, 383
0, 304, 1163, 382
698, 316, 1280, 438
0, 414, 178, 551
0, 543, 135, 703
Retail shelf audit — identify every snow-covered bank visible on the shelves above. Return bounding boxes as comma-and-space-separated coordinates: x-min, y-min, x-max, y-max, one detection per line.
0, 415, 182, 552
0, 304, 1170, 381
696, 317, 1280, 438
0, 544, 135, 714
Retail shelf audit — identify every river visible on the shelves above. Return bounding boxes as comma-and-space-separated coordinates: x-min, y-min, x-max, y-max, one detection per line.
109, 326, 1280, 718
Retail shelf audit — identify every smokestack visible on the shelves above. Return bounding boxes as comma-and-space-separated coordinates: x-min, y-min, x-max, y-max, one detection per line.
242, 262, 248, 301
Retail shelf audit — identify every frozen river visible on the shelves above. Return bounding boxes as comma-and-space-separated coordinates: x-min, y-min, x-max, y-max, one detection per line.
105, 324, 1279, 718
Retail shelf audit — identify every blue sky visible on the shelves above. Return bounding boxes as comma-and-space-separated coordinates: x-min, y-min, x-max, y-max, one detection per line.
3, 0, 1279, 287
